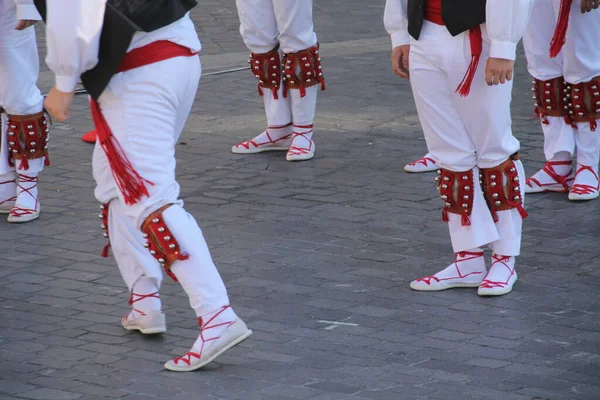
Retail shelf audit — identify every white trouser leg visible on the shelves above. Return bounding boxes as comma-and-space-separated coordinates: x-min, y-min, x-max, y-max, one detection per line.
162, 205, 230, 317
559, 0, 600, 85
488, 160, 526, 256
108, 198, 163, 292
540, 117, 576, 160
410, 22, 522, 252
273, 0, 317, 54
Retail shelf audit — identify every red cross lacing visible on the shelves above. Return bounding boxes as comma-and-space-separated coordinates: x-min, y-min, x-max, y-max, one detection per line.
123, 291, 160, 320
570, 165, 600, 195
479, 255, 514, 289
525, 160, 574, 193
9, 174, 38, 217
0, 178, 17, 207
416, 251, 484, 285
173, 305, 235, 366
234, 123, 293, 150
407, 157, 436, 167
287, 124, 313, 157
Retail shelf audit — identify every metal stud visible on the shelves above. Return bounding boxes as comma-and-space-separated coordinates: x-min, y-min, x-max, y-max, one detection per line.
8, 132, 14, 136
462, 175, 469, 181
444, 176, 450, 182
29, 131, 35, 136
514, 186, 520, 191
441, 195, 448, 200
490, 182, 497, 187
27, 125, 33, 129
509, 167, 516, 173
492, 193, 499, 199
270, 57, 275, 61
513, 177, 519, 182
150, 250, 156, 255
514, 195, 520, 201
464, 186, 471, 191
462, 203, 468, 208
158, 258, 165, 263
305, 63, 310, 67
545, 82, 551, 87
99, 204, 105, 210
9, 141, 14, 145
302, 57, 307, 61
544, 90, 550, 95
495, 201, 501, 206
158, 227, 165, 233
101, 224, 106, 229
142, 233, 148, 238
169, 244, 176, 249
490, 174, 496, 180
442, 184, 448, 189
143, 242, 149, 248
463, 195, 469, 200
98, 213, 103, 218
29, 149, 35, 153
30, 142, 36, 146
152, 218, 159, 223
103, 232, 109, 238
434, 176, 440, 182
164, 236, 171, 241
445, 202, 451, 207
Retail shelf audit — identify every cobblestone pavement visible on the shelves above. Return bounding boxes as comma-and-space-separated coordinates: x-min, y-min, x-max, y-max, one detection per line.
2, 1, 600, 400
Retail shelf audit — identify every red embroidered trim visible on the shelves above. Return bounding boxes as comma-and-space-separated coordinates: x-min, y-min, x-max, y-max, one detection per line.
481, 159, 528, 222
125, 291, 160, 318
549, 0, 573, 58
525, 160, 573, 193
566, 80, 600, 131
8, 174, 38, 218
407, 157, 436, 167
532, 77, 568, 124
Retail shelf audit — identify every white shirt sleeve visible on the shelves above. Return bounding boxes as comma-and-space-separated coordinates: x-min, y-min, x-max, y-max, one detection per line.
45, 0, 107, 92
384, 0, 410, 49
14, 0, 42, 20
486, 0, 534, 61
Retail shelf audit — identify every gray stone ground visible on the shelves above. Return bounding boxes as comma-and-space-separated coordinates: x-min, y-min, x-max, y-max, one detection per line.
2, 1, 600, 399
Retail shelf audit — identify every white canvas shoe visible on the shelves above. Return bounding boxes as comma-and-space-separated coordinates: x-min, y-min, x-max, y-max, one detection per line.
231, 125, 293, 154
122, 310, 167, 334
525, 160, 574, 194
164, 307, 252, 372
7, 174, 40, 223
410, 251, 486, 291
478, 255, 518, 296
0, 173, 17, 214
568, 165, 600, 201
404, 156, 438, 173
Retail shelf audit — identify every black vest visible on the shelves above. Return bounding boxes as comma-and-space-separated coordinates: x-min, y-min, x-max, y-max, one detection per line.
34, 0, 197, 100
407, 0, 486, 40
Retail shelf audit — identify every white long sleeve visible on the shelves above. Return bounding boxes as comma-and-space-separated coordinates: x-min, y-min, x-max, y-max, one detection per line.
45, 0, 106, 92
384, 0, 410, 49
486, 0, 534, 61
14, 0, 42, 20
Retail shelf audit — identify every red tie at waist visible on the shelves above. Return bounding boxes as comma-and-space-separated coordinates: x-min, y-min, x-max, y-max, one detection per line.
422, 0, 482, 97
424, 0, 444, 25
549, 0, 573, 58
90, 40, 198, 205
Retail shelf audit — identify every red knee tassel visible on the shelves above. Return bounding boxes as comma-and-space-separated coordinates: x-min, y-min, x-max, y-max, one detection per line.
101, 243, 111, 258
283, 84, 288, 98
442, 207, 449, 222
271, 87, 279, 100
90, 99, 153, 205
461, 213, 471, 227
516, 205, 528, 219
320, 79, 326, 91
18, 158, 29, 171
44, 154, 50, 166
456, 26, 482, 97
300, 87, 306, 98
590, 118, 597, 132
258, 85, 264, 97
550, 0, 573, 58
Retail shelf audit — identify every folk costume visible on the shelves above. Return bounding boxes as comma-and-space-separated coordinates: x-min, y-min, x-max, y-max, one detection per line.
0, 0, 49, 223
385, 0, 534, 296
39, 0, 251, 371
523, 0, 600, 200
231, 0, 324, 162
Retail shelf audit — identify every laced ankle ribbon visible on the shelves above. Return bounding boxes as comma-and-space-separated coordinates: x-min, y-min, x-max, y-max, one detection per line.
233, 122, 292, 150
525, 160, 573, 193
287, 124, 314, 157
172, 305, 235, 366
123, 291, 161, 320
9, 174, 38, 218
416, 251, 484, 285
570, 165, 600, 196
408, 157, 436, 167
0, 178, 17, 208
479, 255, 515, 289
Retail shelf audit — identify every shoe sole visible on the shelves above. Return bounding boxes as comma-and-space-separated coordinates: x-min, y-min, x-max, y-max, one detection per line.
404, 166, 439, 173
568, 193, 600, 201
231, 146, 289, 154
478, 273, 518, 297
410, 282, 482, 291
7, 212, 40, 223
164, 329, 253, 372
123, 324, 167, 334
525, 187, 568, 194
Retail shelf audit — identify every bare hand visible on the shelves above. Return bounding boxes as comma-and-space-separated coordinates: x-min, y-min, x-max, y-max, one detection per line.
391, 45, 410, 79
15, 20, 37, 30
581, 0, 599, 13
44, 87, 75, 122
485, 58, 514, 86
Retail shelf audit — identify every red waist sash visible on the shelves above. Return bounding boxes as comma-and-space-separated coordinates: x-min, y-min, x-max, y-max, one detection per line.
90, 40, 197, 205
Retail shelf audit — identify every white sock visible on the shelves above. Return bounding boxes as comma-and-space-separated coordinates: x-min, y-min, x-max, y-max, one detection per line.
191, 306, 237, 350
548, 151, 573, 175
14, 172, 39, 212
0, 172, 17, 206
433, 248, 486, 280
130, 277, 161, 314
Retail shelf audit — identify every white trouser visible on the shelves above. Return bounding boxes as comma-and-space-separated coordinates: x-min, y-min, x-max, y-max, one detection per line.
236, 0, 319, 130
410, 22, 523, 255
0, 1, 44, 176
95, 55, 229, 315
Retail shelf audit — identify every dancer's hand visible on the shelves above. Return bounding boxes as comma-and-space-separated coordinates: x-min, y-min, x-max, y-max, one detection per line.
45, 87, 74, 122
15, 20, 37, 30
485, 58, 514, 86
581, 0, 599, 13
391, 45, 410, 79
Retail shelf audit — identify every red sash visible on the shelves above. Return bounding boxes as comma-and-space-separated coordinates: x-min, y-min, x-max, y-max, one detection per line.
90, 41, 198, 205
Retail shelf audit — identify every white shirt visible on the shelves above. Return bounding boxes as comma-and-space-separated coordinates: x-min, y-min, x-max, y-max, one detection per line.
13, 0, 42, 20
383, 0, 534, 61
45, 0, 201, 92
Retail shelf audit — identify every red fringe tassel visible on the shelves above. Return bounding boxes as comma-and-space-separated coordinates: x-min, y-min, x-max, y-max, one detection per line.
549, 0, 573, 58
456, 26, 482, 98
